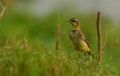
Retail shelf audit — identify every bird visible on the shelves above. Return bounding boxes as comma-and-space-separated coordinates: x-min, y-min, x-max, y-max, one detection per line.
69, 18, 94, 59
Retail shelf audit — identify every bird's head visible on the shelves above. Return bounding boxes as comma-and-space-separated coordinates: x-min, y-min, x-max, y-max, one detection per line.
69, 18, 79, 29
69, 18, 79, 25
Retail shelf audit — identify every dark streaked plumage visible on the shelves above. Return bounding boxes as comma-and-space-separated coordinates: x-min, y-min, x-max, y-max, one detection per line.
69, 18, 94, 58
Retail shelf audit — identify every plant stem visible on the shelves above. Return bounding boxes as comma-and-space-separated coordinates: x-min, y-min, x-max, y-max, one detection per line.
56, 24, 60, 50
96, 11, 102, 64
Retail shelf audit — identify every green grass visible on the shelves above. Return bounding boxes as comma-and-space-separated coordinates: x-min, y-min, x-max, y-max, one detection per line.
0, 7, 120, 76
0, 37, 118, 76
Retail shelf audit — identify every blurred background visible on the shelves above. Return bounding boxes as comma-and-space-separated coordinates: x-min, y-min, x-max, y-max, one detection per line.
0, 0, 120, 75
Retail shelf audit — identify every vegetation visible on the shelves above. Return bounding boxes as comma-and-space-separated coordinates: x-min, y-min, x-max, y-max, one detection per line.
0, 5, 120, 76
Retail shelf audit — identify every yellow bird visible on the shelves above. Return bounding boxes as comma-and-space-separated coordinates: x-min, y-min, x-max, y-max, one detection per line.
69, 18, 93, 58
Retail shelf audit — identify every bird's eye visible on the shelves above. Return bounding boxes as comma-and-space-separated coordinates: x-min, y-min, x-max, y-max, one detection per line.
72, 20, 76, 22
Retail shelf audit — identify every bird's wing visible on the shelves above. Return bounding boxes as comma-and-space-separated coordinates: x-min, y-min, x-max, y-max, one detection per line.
84, 37, 90, 48
79, 30, 90, 48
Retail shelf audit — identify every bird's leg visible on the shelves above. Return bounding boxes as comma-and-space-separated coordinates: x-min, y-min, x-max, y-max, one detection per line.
89, 54, 92, 61
87, 51, 92, 61
77, 51, 81, 59
84, 52, 87, 62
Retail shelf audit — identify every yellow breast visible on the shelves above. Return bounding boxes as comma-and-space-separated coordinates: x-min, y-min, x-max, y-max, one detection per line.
80, 40, 90, 52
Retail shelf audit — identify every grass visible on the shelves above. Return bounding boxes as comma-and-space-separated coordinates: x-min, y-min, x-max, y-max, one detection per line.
0, 37, 118, 76
0, 7, 120, 76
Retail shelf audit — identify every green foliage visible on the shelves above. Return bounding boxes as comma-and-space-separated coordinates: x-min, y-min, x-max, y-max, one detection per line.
0, 7, 120, 76
0, 37, 118, 76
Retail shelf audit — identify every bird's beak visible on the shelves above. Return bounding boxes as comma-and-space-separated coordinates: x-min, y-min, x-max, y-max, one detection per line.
66, 20, 69, 22
67, 20, 71, 23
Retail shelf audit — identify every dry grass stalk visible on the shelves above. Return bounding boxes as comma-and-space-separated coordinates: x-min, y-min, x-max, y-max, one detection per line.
96, 11, 102, 64
0, 0, 8, 19
56, 24, 61, 50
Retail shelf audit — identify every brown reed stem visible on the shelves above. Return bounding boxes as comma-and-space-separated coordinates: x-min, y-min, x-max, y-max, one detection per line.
56, 24, 61, 50
0, 0, 8, 19
96, 11, 102, 64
